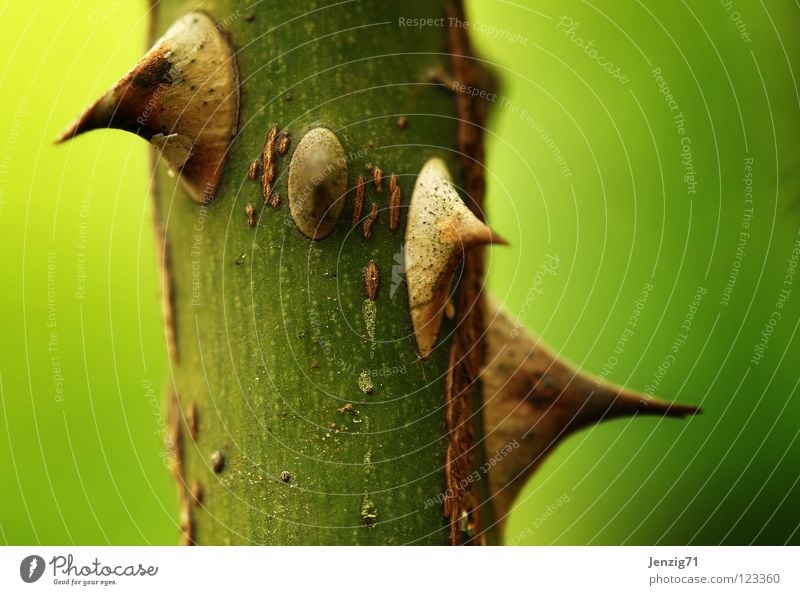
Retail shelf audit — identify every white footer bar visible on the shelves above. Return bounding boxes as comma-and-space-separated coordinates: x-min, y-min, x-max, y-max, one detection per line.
1, 546, 797, 593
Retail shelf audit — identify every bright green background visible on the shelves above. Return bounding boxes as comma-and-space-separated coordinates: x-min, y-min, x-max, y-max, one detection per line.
1, 0, 799, 545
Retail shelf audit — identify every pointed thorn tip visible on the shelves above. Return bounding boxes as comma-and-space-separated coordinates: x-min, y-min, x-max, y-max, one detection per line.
490, 229, 509, 246
54, 123, 78, 145
637, 396, 702, 419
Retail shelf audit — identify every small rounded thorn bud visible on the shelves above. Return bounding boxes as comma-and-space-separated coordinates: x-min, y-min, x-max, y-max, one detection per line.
288, 127, 348, 239
210, 450, 225, 474
364, 259, 380, 300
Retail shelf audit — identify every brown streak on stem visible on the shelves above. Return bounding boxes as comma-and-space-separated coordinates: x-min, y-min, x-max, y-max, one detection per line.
153, 217, 179, 364
187, 402, 198, 440
245, 203, 257, 227
442, 0, 497, 545
362, 202, 378, 239
278, 132, 290, 155
262, 126, 278, 204
389, 184, 401, 232
191, 480, 204, 507
352, 175, 365, 226
169, 392, 194, 545
247, 159, 260, 180
364, 259, 380, 300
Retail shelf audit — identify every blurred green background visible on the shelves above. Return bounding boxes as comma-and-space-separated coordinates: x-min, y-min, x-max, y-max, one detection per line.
1, 0, 799, 545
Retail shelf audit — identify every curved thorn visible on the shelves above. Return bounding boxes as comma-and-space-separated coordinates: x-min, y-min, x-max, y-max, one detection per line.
405, 157, 505, 358
56, 11, 239, 203
481, 296, 700, 535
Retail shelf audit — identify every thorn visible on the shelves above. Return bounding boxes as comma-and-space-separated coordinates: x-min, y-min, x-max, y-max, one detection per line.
405, 157, 504, 358
591, 388, 701, 423
55, 11, 239, 203
489, 229, 509, 246
481, 297, 701, 535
